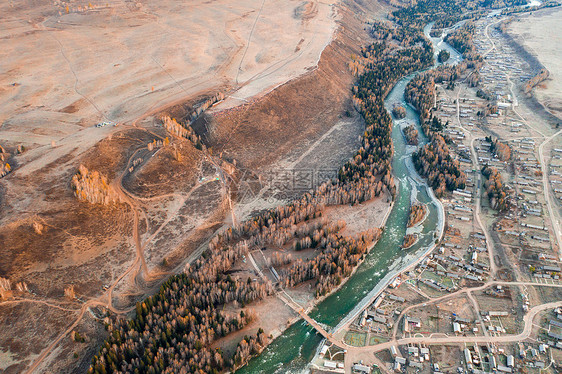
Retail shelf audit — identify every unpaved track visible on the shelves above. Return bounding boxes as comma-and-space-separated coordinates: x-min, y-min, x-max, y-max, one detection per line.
0, 299, 79, 313
24, 124, 238, 372
466, 290, 491, 340
455, 87, 497, 277
23, 295, 136, 374
235, 0, 268, 85
352, 299, 562, 353
5, 1, 343, 371
23, 140, 183, 372
20, 151, 149, 373
538, 129, 562, 258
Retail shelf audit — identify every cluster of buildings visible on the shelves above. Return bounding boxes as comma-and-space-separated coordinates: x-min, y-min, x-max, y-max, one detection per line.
332, 10, 562, 373
551, 148, 562, 202
356, 292, 405, 332
389, 344, 431, 372
94, 121, 115, 128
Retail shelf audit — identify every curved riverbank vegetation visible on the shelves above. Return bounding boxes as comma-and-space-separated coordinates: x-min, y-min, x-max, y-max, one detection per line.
408, 203, 428, 227
405, 0, 524, 198
402, 233, 419, 249
403, 124, 419, 145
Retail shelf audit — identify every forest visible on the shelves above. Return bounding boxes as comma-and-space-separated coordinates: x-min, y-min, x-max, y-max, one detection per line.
487, 136, 512, 161
0, 145, 12, 178
403, 124, 419, 145
89, 241, 272, 374
408, 203, 428, 227
391, 0, 469, 29
404, 68, 466, 197
390, 0, 526, 31
438, 50, 450, 63
402, 234, 418, 249
481, 165, 512, 212
444, 21, 477, 57
412, 134, 466, 197
162, 116, 203, 150
72, 165, 121, 205
392, 105, 407, 119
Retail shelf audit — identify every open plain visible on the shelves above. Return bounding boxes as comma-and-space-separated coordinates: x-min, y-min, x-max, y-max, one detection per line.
506, 6, 562, 119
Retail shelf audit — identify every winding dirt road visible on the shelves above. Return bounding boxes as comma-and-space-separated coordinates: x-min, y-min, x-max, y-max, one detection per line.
352, 299, 562, 354
455, 87, 498, 277
22, 137, 231, 373
279, 279, 562, 356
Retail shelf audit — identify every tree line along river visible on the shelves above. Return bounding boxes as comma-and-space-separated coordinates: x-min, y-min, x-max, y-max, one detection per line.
236, 22, 463, 374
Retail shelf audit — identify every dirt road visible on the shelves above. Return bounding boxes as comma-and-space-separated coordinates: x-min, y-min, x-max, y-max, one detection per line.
455, 87, 497, 277
352, 299, 562, 354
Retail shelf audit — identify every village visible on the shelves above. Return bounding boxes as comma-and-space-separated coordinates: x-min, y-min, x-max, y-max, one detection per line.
310, 7, 562, 374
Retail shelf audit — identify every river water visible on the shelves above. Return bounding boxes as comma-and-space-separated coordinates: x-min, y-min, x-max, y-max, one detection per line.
236, 24, 462, 374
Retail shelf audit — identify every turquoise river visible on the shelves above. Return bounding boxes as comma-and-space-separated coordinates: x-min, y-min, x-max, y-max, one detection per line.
237, 22, 463, 374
